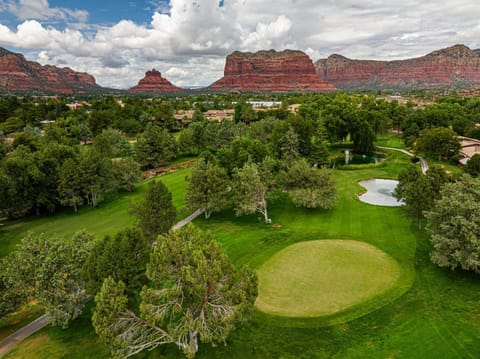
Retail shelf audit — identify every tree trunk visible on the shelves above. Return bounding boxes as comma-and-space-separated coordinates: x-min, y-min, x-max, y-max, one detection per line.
205, 210, 211, 219
261, 198, 270, 224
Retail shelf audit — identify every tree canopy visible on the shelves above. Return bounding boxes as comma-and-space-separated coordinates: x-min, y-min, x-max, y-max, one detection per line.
131, 180, 176, 241
425, 175, 480, 273
92, 224, 257, 358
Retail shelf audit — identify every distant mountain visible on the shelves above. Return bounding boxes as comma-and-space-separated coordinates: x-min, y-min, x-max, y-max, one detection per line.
0, 47, 101, 94
315, 44, 480, 90
209, 49, 336, 92
129, 69, 183, 94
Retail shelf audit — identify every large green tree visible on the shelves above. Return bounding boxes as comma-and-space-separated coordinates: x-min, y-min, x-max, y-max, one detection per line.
92, 225, 257, 358
416, 127, 461, 160
83, 227, 149, 295
284, 159, 336, 209
425, 175, 480, 273
131, 180, 176, 241
2, 231, 92, 327
394, 164, 448, 227
231, 162, 272, 223
186, 158, 230, 219
464, 154, 480, 177
135, 123, 177, 168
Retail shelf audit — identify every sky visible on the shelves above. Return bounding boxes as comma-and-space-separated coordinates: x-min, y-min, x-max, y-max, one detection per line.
0, 0, 480, 89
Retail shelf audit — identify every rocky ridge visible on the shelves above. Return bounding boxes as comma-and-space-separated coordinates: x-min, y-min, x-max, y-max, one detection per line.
129, 69, 182, 93
315, 44, 480, 89
210, 49, 336, 92
0, 47, 99, 94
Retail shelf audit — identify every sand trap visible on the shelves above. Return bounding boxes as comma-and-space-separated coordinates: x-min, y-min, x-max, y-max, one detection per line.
358, 179, 404, 207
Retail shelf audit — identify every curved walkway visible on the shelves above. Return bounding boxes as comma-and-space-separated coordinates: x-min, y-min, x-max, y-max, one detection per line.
0, 316, 48, 357
0, 209, 204, 358
377, 146, 428, 174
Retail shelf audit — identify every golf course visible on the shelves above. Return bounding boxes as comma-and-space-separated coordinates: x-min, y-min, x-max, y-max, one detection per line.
1, 145, 480, 358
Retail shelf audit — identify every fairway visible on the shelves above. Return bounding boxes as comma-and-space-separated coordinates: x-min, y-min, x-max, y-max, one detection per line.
256, 240, 401, 317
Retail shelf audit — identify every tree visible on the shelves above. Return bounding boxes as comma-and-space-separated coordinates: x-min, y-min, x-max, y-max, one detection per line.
2, 231, 92, 327
308, 139, 330, 167
79, 148, 114, 207
112, 157, 142, 192
92, 224, 257, 358
351, 120, 376, 154
234, 102, 257, 124
284, 159, 336, 209
0, 146, 44, 217
131, 180, 176, 241
394, 164, 448, 227
425, 175, 480, 273
464, 154, 480, 177
416, 127, 461, 160
83, 228, 149, 295
232, 162, 271, 223
186, 158, 230, 219
135, 123, 177, 168
94, 128, 133, 158
279, 126, 300, 166
58, 157, 84, 212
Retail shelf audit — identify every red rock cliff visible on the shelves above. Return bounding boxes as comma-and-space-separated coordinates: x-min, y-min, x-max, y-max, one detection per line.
129, 69, 182, 93
0, 47, 98, 94
315, 44, 480, 89
210, 50, 336, 92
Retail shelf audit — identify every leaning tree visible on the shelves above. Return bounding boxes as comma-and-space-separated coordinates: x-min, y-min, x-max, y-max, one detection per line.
92, 224, 257, 358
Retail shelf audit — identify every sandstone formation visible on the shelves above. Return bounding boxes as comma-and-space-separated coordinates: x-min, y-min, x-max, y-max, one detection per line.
0, 47, 98, 94
129, 69, 182, 93
315, 44, 480, 90
210, 50, 336, 92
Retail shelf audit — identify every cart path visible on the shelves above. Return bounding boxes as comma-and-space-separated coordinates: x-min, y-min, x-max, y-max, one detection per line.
377, 146, 428, 174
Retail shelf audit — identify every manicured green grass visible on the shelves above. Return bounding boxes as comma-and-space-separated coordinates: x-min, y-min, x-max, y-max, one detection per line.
3, 148, 480, 359
256, 240, 400, 318
0, 167, 191, 258
375, 133, 406, 149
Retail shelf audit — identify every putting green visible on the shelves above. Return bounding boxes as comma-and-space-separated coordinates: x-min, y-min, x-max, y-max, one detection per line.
256, 240, 401, 318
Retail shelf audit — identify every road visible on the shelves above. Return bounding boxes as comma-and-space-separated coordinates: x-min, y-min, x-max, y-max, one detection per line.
0, 209, 204, 357
377, 146, 429, 174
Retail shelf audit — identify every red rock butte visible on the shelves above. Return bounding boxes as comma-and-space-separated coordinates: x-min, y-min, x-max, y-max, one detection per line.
0, 47, 98, 94
315, 44, 480, 90
129, 69, 182, 93
210, 49, 336, 92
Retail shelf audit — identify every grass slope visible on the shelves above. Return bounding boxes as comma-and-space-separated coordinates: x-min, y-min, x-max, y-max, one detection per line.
0, 167, 191, 258
3, 145, 480, 359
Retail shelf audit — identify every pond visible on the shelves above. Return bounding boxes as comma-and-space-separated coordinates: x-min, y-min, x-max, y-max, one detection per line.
358, 179, 404, 207
331, 149, 385, 168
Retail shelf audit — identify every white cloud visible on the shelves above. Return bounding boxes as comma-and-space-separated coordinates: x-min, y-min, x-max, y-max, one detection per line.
1, 0, 480, 88
166, 67, 188, 78
5, 0, 88, 22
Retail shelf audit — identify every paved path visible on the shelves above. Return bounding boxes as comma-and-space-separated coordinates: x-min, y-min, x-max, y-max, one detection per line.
172, 208, 205, 230
377, 146, 429, 174
0, 315, 48, 357
0, 209, 204, 357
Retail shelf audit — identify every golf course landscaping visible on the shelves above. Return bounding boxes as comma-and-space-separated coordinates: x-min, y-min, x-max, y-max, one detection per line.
1, 147, 480, 358
256, 240, 401, 318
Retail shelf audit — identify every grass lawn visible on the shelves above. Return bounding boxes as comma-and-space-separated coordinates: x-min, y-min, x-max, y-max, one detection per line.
3, 149, 480, 359
0, 167, 191, 258
375, 133, 406, 149
256, 240, 400, 318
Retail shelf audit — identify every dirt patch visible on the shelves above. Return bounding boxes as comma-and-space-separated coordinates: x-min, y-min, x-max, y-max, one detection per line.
143, 160, 196, 179
272, 224, 283, 228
